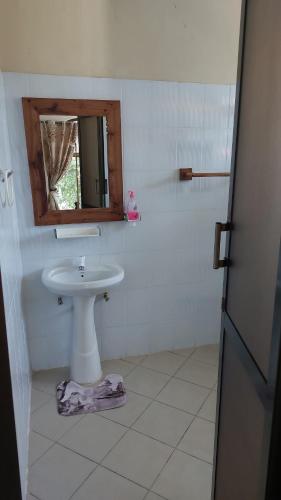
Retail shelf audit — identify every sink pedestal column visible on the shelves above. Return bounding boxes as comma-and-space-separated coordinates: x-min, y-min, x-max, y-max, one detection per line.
71, 296, 102, 384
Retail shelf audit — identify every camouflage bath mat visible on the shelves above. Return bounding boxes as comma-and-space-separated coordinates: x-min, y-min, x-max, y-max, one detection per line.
56, 373, 127, 416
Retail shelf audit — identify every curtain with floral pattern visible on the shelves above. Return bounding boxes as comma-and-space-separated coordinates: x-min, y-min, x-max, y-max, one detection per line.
40, 120, 78, 209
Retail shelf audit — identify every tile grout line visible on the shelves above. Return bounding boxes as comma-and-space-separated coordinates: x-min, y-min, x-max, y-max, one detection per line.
148, 432, 214, 497
31, 396, 215, 452
31, 391, 53, 414
98, 368, 177, 465
64, 368, 180, 497
96, 389, 206, 422
32, 428, 215, 499
29, 436, 212, 496
144, 493, 169, 500
138, 349, 190, 374
98, 360, 196, 494
29, 435, 97, 499
173, 412, 196, 449
28, 493, 41, 500
30, 373, 215, 449
138, 348, 217, 490
28, 430, 55, 467
176, 448, 214, 466
30, 365, 215, 466
147, 447, 177, 497
148, 447, 214, 499
31, 345, 219, 394
31, 408, 87, 442
174, 374, 217, 390
195, 387, 215, 417
68, 464, 98, 500
171, 348, 196, 375
125, 367, 218, 394
31, 370, 188, 485
59, 437, 154, 495
131, 400, 195, 439
29, 347, 218, 498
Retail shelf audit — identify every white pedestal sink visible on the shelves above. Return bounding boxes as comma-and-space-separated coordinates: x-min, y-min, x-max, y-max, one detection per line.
42, 263, 124, 384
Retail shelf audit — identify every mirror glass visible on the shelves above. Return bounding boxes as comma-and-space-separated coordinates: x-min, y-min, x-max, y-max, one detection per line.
40, 115, 109, 210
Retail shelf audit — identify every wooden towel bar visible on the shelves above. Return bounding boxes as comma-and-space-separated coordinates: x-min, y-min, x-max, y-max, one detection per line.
179, 168, 230, 181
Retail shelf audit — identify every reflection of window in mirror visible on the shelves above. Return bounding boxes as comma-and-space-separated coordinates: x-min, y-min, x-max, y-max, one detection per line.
40, 115, 109, 211
79, 116, 109, 209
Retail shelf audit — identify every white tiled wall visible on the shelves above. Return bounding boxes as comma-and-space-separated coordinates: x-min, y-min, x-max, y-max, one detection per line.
0, 72, 31, 497
2, 72, 235, 370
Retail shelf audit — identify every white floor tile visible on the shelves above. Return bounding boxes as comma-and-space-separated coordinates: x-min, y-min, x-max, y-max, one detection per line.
29, 431, 53, 466
99, 391, 151, 427
31, 397, 83, 441
176, 358, 218, 388
123, 354, 147, 365
103, 429, 172, 488
125, 366, 170, 398
141, 351, 185, 375
72, 466, 147, 500
32, 367, 70, 395
191, 344, 219, 366
198, 390, 217, 422
59, 413, 126, 462
156, 378, 209, 414
178, 417, 215, 463
145, 493, 166, 500
133, 401, 193, 446
170, 347, 195, 358
152, 450, 212, 500
29, 443, 95, 500
28, 347, 218, 500
102, 359, 135, 377
31, 388, 52, 413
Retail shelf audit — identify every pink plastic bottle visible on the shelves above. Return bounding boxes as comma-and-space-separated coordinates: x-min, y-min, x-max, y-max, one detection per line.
126, 190, 140, 222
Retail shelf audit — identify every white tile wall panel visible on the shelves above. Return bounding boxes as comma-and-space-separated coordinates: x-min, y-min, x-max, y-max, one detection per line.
177, 127, 204, 170
0, 72, 31, 498
123, 126, 177, 172
2, 72, 234, 372
177, 83, 205, 128
203, 84, 231, 129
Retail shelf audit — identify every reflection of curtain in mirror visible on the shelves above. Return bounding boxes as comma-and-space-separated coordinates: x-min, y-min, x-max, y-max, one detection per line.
40, 121, 78, 209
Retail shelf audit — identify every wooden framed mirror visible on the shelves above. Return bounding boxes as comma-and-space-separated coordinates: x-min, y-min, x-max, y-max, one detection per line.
22, 98, 123, 225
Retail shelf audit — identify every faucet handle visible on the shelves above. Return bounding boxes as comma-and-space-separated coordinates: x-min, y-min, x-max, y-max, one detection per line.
79, 256, 86, 268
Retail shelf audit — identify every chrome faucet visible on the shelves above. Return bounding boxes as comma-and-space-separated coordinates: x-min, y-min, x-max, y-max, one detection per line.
78, 256, 86, 272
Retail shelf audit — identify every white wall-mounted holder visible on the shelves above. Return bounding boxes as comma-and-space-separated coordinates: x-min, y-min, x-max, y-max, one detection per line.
54, 226, 101, 239
0, 169, 14, 208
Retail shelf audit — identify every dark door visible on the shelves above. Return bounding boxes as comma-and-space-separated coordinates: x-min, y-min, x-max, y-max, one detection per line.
0, 269, 23, 499
213, 1, 281, 499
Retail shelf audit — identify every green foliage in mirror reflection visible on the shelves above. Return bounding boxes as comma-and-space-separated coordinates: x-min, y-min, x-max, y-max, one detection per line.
56, 159, 81, 210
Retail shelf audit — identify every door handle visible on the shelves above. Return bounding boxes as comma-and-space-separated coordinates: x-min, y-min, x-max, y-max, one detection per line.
213, 222, 231, 269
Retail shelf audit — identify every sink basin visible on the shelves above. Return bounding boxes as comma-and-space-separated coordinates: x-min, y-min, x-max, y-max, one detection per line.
41, 263, 124, 384
42, 264, 124, 297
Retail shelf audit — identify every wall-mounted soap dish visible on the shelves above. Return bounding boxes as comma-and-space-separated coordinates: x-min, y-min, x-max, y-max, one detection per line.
54, 226, 101, 239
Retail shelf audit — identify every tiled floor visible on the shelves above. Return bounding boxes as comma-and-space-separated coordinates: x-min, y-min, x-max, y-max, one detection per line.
28, 344, 219, 500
